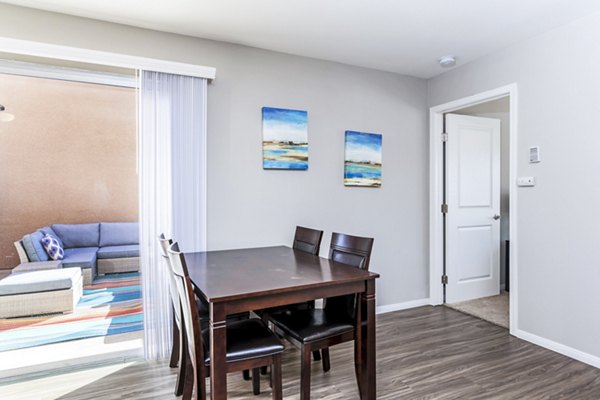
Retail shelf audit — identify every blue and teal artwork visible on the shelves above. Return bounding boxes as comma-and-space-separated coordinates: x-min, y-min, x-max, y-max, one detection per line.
344, 131, 382, 187
262, 107, 308, 170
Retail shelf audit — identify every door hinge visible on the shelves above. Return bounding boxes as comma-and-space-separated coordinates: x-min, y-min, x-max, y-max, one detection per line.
441, 203, 448, 214
441, 132, 448, 142
441, 275, 448, 285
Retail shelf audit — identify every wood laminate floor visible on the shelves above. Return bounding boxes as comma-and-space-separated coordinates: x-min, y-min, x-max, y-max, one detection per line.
2, 306, 599, 400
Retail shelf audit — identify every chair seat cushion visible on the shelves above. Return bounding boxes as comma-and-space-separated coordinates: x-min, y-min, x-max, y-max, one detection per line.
97, 245, 139, 259
0, 268, 81, 296
256, 301, 313, 317
202, 319, 284, 365
62, 247, 98, 269
268, 309, 355, 343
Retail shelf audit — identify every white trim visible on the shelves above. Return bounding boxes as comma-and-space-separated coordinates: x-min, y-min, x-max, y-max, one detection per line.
0, 59, 136, 88
0, 37, 216, 80
428, 84, 519, 337
376, 298, 430, 315
515, 328, 600, 369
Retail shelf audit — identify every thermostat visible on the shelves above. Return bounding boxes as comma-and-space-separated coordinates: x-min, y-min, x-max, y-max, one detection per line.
529, 146, 541, 163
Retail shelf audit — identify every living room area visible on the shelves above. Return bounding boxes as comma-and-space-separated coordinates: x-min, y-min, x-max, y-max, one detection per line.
0, 59, 143, 378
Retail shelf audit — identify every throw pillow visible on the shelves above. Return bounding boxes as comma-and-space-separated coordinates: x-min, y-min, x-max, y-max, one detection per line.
41, 233, 64, 261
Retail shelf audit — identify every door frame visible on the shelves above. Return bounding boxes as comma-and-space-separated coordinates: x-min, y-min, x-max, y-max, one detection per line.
429, 83, 519, 336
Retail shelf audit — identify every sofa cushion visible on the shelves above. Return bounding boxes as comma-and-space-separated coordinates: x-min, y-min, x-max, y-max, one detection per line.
0, 268, 81, 296
62, 247, 98, 270
52, 223, 100, 248
21, 231, 50, 262
99, 222, 139, 247
39, 226, 64, 248
97, 245, 139, 259
41, 234, 65, 261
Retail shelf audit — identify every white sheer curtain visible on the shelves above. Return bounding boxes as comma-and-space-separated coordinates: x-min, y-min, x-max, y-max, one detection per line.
139, 71, 208, 360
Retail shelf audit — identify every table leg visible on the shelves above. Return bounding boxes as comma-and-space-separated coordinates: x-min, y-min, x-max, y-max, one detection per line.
359, 280, 376, 400
210, 303, 227, 400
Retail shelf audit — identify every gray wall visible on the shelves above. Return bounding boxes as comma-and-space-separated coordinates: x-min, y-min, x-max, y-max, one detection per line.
454, 98, 510, 287
429, 12, 600, 358
0, 4, 430, 307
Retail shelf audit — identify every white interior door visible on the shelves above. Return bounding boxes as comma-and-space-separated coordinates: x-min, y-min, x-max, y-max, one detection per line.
446, 114, 501, 303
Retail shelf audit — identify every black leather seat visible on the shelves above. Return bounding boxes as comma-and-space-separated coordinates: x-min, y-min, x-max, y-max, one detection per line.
203, 319, 285, 364
268, 309, 354, 343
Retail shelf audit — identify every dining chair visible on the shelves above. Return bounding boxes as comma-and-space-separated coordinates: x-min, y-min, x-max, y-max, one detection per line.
256, 226, 324, 363
292, 225, 324, 255
168, 242, 285, 400
258, 226, 323, 318
158, 234, 186, 396
267, 232, 374, 400
159, 234, 254, 384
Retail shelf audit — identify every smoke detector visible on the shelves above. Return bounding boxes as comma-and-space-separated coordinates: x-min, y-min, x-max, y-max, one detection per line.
438, 55, 456, 68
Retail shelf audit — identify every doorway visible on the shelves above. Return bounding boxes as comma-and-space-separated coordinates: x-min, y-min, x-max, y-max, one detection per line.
444, 98, 509, 328
429, 84, 518, 335
0, 56, 142, 379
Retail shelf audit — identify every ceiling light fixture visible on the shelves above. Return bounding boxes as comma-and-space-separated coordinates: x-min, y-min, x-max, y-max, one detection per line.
0, 104, 15, 122
438, 55, 456, 68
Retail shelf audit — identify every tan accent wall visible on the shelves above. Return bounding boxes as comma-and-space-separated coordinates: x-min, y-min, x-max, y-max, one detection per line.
0, 73, 137, 270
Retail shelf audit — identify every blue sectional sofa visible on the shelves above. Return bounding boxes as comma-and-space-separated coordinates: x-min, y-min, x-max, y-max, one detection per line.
15, 222, 139, 285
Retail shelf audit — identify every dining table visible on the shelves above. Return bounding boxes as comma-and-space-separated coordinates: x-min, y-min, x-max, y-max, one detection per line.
184, 245, 379, 400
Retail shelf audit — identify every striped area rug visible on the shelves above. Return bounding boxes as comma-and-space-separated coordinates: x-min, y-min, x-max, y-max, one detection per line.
0, 272, 143, 352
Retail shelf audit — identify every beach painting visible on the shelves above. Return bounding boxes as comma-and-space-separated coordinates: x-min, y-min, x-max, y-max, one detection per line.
344, 130, 382, 187
262, 107, 308, 170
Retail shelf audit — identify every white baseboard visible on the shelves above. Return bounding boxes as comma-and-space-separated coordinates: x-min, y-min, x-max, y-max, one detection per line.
515, 329, 600, 369
376, 298, 430, 315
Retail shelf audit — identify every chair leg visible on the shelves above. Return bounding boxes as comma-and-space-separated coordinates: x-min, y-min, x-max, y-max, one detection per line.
301, 347, 312, 400
169, 312, 180, 368
243, 370, 251, 381
321, 348, 331, 372
261, 366, 269, 375
182, 356, 194, 400
198, 369, 207, 400
354, 339, 362, 395
272, 355, 283, 400
252, 368, 261, 395
175, 327, 188, 396
312, 350, 321, 361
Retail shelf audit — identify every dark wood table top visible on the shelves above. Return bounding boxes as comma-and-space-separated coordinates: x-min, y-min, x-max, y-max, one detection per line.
185, 246, 379, 303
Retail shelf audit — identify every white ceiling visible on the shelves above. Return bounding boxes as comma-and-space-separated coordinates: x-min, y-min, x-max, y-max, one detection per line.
2, 0, 600, 78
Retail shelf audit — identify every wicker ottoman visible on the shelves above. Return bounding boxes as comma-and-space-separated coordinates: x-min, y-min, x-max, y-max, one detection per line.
0, 268, 83, 318
11, 260, 63, 274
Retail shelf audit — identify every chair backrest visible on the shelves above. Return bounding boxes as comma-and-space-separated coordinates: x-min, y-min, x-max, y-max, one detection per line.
158, 233, 171, 258
168, 242, 204, 383
292, 226, 324, 255
329, 232, 374, 271
158, 234, 182, 328
325, 232, 374, 321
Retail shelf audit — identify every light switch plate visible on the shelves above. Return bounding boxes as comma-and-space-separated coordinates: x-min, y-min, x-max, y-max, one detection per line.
517, 176, 536, 187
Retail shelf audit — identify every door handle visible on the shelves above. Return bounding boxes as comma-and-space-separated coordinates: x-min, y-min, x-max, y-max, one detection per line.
493, 214, 500, 220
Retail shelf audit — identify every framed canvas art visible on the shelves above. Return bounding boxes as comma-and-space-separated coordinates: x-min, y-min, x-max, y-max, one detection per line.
344, 130, 382, 187
262, 107, 308, 170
